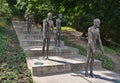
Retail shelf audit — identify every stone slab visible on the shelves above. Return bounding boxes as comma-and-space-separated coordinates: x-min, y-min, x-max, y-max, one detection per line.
24, 46, 79, 56
33, 68, 120, 83
26, 55, 101, 76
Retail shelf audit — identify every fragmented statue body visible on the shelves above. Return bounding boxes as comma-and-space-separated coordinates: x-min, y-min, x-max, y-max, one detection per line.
85, 18, 104, 77
42, 12, 54, 59
55, 14, 62, 47
27, 13, 34, 33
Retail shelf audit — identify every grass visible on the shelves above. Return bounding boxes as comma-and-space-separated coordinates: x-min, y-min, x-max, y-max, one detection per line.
108, 45, 120, 54
0, 18, 33, 83
113, 47, 120, 53
53, 26, 75, 31
95, 53, 114, 70
103, 46, 116, 54
61, 26, 75, 31
97, 44, 120, 55
0, 18, 8, 61
61, 35, 114, 70
0, 18, 6, 27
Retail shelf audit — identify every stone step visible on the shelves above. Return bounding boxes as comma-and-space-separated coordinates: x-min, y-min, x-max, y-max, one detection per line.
16, 32, 42, 36
24, 46, 79, 56
13, 24, 27, 28
15, 30, 42, 34
26, 55, 101, 76
12, 21, 27, 25
17, 34, 43, 40
17, 31, 43, 37
14, 25, 41, 32
20, 40, 64, 47
17, 33, 54, 40
33, 68, 120, 83
16, 34, 55, 41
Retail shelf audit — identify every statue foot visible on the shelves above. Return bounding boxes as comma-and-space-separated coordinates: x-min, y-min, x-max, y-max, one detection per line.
90, 73, 94, 77
44, 56, 49, 60
85, 72, 89, 77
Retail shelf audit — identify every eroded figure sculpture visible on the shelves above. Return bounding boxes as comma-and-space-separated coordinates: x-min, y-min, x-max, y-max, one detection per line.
55, 14, 62, 47
42, 12, 54, 59
27, 13, 34, 33
85, 18, 104, 77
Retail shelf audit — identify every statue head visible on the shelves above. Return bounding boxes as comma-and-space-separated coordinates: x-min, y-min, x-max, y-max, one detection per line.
47, 12, 52, 20
93, 18, 100, 27
58, 14, 62, 19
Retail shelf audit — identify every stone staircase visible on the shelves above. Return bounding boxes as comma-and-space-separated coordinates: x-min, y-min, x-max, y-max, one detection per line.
12, 20, 110, 82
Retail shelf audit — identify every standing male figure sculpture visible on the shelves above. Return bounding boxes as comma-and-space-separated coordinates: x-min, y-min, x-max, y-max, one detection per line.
55, 14, 62, 47
85, 18, 104, 77
42, 12, 54, 59
27, 13, 34, 33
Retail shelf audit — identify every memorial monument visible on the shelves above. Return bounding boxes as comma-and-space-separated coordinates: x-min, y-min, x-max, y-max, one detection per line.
54, 14, 62, 47
85, 18, 104, 77
42, 12, 54, 59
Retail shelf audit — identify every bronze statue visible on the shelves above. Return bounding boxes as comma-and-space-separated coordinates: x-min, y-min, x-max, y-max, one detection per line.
27, 13, 34, 33
85, 18, 104, 77
42, 12, 54, 59
55, 14, 62, 47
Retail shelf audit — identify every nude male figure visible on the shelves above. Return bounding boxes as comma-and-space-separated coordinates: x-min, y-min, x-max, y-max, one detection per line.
27, 13, 34, 33
42, 12, 54, 59
85, 18, 104, 77
55, 14, 62, 47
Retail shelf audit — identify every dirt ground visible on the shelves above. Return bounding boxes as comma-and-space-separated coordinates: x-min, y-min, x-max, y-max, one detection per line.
62, 30, 120, 74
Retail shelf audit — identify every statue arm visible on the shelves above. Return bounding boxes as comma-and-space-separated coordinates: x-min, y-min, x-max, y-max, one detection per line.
52, 21, 54, 33
98, 29, 104, 54
42, 20, 46, 38
88, 28, 92, 44
56, 19, 59, 29
43, 20, 45, 31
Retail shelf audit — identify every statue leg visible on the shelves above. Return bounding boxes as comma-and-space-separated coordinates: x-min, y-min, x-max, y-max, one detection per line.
90, 46, 95, 77
42, 38, 46, 57
58, 32, 60, 47
46, 37, 50, 59
56, 33, 58, 47
54, 31, 57, 47
85, 46, 92, 76
90, 54, 94, 77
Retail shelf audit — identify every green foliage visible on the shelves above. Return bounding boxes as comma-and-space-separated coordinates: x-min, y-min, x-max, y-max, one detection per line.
96, 53, 114, 70
78, 14, 95, 37
0, 19, 33, 82
50, 0, 120, 43
16, 0, 55, 23
9, 0, 120, 43
0, 0, 12, 18
61, 35, 114, 70
112, 47, 120, 54
103, 46, 116, 54
6, 0, 17, 6
0, 18, 8, 62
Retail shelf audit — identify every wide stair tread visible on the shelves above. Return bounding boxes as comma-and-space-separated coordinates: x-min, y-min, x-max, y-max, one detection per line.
27, 55, 101, 76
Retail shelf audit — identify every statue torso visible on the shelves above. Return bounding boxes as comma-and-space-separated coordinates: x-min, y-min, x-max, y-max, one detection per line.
88, 27, 99, 47
56, 18, 61, 32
